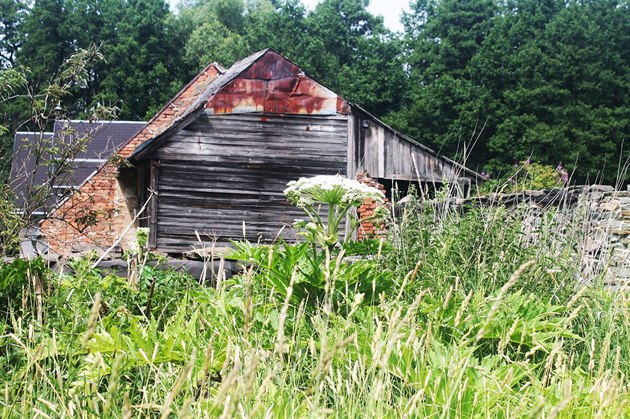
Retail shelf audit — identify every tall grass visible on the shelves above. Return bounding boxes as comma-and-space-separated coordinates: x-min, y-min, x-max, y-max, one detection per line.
1, 197, 629, 417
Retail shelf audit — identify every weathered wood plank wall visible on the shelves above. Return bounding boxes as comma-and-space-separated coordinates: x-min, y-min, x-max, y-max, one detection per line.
149, 112, 348, 252
352, 109, 471, 185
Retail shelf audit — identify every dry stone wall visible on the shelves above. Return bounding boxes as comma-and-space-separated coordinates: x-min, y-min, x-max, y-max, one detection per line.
582, 186, 630, 290
452, 185, 630, 290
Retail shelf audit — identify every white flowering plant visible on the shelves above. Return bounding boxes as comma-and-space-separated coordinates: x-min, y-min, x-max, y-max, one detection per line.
228, 176, 393, 311
284, 175, 386, 248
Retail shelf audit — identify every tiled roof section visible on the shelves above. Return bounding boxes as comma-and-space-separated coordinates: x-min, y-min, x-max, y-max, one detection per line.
10, 131, 54, 210
10, 120, 143, 211
53, 120, 144, 159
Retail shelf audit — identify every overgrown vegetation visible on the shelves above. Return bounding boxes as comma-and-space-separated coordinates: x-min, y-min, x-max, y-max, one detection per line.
477, 159, 570, 194
1, 0, 629, 183
0, 46, 114, 257
1, 180, 628, 417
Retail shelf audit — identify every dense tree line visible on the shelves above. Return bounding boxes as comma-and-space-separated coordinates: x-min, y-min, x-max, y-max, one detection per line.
1, 0, 628, 183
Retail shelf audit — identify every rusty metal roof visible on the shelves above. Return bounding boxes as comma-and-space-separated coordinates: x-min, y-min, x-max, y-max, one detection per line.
128, 49, 480, 180
130, 49, 351, 161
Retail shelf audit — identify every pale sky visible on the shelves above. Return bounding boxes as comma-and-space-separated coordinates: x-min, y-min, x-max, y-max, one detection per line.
301, 0, 410, 33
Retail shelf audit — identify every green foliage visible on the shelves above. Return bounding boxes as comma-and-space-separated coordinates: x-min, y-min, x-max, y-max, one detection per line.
389, 202, 573, 300
15, 0, 72, 86
478, 160, 567, 194
0, 257, 46, 318
300, 0, 406, 116
229, 239, 394, 312
0, 187, 23, 254
230, 175, 394, 310
0, 46, 114, 257
390, 0, 630, 183
1, 197, 630, 416
0, 0, 27, 69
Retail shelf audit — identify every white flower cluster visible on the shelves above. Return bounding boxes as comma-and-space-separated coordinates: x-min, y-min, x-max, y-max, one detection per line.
284, 175, 385, 208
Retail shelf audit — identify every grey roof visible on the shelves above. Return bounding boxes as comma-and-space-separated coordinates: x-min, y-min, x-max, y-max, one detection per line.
10, 120, 144, 214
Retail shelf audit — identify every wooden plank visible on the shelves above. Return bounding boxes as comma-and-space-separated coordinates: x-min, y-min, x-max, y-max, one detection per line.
196, 111, 348, 123
377, 125, 385, 178
347, 112, 356, 178
157, 148, 346, 162
154, 151, 347, 165
148, 160, 158, 248
181, 125, 347, 137
145, 113, 348, 252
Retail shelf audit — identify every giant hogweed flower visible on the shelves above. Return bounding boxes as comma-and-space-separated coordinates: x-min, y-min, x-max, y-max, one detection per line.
284, 175, 385, 207
284, 175, 386, 247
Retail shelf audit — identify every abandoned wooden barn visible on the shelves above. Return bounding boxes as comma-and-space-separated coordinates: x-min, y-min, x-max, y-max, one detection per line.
41, 49, 480, 255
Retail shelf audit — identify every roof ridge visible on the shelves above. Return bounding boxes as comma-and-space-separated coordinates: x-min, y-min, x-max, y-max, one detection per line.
112, 62, 226, 156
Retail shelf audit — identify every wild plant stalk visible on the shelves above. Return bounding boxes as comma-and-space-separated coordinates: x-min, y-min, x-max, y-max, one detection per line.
2, 181, 630, 417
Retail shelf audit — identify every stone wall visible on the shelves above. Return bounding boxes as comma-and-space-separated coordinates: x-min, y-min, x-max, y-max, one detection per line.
581, 186, 630, 290
450, 185, 630, 290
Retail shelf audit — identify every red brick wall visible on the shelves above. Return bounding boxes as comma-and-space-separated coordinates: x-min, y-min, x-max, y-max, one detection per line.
356, 171, 388, 240
41, 64, 223, 256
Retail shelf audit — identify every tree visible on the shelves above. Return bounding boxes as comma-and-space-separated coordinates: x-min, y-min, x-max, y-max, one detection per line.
303, 0, 406, 116
179, 0, 251, 70
389, 0, 630, 182
0, 0, 27, 69
246, 0, 311, 65
387, 0, 496, 164
16, 0, 73, 86
0, 46, 111, 255
474, 0, 630, 181
91, 0, 188, 119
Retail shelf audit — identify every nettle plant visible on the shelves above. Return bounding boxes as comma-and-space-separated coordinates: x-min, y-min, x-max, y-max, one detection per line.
284, 175, 387, 249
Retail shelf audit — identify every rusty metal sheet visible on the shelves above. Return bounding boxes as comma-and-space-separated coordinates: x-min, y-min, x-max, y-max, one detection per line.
240, 50, 300, 80
209, 79, 267, 114
266, 76, 336, 114
336, 97, 350, 114
206, 51, 350, 115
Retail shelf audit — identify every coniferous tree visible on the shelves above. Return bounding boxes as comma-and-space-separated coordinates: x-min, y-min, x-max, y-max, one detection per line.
303, 0, 406, 116
387, 0, 496, 164
0, 0, 27, 69
17, 0, 73, 86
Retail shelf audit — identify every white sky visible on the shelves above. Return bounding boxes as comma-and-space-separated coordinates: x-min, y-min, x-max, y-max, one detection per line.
168, 0, 410, 33
301, 0, 410, 33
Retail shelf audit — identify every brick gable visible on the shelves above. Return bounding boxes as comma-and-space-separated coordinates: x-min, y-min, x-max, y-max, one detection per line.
41, 64, 223, 255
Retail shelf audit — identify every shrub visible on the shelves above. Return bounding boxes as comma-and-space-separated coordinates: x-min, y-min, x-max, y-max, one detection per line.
478, 160, 568, 194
